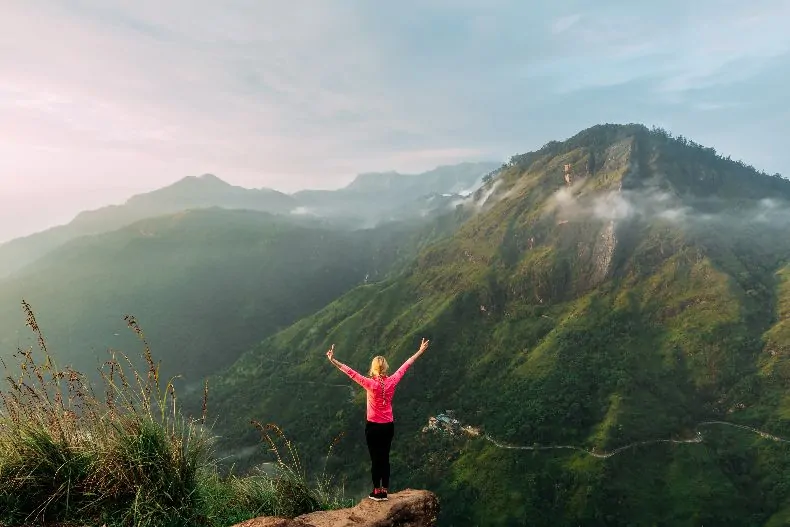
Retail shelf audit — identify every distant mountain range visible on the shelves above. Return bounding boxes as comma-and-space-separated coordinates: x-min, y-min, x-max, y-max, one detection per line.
0, 161, 494, 383
293, 162, 497, 222
0, 162, 498, 278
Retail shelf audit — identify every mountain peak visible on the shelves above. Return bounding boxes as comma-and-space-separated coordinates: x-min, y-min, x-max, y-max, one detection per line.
176, 173, 231, 187
502, 122, 788, 202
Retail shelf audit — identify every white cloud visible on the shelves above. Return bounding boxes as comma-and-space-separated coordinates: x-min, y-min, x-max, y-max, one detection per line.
591, 192, 634, 221
548, 185, 790, 228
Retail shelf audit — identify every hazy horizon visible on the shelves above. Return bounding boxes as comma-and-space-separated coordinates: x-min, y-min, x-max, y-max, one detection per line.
0, 164, 501, 244
3, 0, 789, 243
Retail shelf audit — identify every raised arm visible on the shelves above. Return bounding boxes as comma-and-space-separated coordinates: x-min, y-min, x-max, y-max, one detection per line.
389, 338, 430, 385
326, 344, 377, 390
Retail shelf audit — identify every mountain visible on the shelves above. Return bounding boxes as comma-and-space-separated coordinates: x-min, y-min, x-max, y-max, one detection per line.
0, 207, 461, 387
292, 162, 500, 224
0, 175, 296, 278
343, 162, 497, 194
118, 173, 295, 215
205, 124, 790, 525
0, 164, 498, 278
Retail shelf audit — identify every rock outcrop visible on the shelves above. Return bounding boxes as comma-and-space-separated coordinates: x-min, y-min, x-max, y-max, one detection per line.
232, 489, 439, 527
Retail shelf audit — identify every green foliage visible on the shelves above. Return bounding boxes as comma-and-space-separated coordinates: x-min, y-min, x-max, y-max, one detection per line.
0, 209, 448, 388
5, 125, 790, 525
0, 303, 346, 527
208, 126, 790, 525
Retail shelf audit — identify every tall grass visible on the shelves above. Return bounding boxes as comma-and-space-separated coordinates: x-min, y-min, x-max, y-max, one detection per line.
0, 301, 349, 527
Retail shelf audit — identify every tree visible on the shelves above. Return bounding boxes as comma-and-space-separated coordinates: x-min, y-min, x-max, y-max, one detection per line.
587, 152, 596, 175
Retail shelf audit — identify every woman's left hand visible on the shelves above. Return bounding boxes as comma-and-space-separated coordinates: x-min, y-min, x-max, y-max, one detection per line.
326, 344, 335, 362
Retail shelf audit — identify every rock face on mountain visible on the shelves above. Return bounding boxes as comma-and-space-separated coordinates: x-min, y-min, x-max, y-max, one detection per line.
232, 490, 439, 527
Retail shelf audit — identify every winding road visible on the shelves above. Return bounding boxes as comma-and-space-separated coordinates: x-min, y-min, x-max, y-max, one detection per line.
457, 420, 790, 459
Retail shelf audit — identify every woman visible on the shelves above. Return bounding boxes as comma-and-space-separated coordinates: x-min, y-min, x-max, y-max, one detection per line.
326, 337, 430, 502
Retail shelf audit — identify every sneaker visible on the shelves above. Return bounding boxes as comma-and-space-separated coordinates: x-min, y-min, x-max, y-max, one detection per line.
368, 488, 385, 501
379, 488, 389, 501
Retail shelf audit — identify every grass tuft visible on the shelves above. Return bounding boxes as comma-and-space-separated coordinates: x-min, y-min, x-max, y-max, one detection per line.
0, 301, 348, 527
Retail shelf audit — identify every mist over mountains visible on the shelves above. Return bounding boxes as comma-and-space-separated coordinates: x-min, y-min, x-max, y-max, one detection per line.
0, 161, 496, 386
3, 124, 790, 525
0, 162, 498, 278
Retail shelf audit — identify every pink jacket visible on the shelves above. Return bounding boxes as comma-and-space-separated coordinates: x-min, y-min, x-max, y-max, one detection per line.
338, 358, 415, 423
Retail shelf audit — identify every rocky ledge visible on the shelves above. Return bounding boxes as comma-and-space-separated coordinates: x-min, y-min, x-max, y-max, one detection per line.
232, 489, 439, 527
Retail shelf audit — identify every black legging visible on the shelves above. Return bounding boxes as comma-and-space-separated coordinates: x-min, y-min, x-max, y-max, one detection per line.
365, 421, 394, 489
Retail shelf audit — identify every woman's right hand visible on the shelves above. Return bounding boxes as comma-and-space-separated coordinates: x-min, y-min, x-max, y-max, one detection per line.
326, 344, 335, 362
418, 338, 430, 354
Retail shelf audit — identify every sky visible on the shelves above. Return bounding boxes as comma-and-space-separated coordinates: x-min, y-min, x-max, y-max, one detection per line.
2, 0, 789, 243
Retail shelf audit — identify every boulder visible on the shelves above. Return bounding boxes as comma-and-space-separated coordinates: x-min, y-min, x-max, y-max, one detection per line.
232, 489, 439, 527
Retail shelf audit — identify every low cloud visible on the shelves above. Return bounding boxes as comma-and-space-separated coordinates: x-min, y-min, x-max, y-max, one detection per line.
290, 206, 317, 216
446, 178, 502, 211
474, 180, 502, 209
548, 185, 789, 228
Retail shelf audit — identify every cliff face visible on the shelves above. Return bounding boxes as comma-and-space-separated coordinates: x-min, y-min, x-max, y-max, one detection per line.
232, 490, 439, 527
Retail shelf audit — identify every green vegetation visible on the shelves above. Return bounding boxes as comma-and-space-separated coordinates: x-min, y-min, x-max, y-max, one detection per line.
206, 125, 790, 525
0, 208, 451, 388
5, 125, 790, 525
0, 302, 348, 527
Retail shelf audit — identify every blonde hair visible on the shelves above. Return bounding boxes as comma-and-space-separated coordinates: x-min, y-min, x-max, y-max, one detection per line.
369, 356, 389, 378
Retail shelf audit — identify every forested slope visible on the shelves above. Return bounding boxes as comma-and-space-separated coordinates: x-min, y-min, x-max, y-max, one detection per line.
0, 208, 460, 385
208, 124, 790, 526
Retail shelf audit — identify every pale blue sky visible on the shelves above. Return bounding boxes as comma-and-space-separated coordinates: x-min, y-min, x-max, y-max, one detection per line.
1, 0, 789, 242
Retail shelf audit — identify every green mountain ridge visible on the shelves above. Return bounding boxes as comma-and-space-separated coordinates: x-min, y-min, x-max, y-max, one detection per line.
0, 207, 462, 386
205, 124, 790, 526
0, 176, 295, 279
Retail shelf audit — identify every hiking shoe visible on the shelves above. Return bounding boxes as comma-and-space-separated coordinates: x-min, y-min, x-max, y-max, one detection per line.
368, 488, 385, 501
